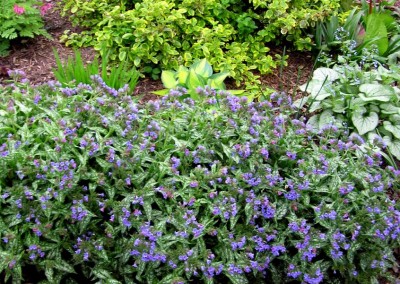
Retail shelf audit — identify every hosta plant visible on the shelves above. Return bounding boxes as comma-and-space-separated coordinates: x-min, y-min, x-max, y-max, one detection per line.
296, 50, 400, 161
154, 58, 244, 99
0, 72, 399, 283
0, 0, 51, 56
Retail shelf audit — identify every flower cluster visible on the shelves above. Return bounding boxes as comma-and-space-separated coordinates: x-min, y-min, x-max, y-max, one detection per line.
0, 78, 398, 283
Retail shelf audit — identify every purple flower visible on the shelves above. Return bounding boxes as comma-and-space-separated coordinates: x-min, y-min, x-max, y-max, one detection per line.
331, 249, 343, 259
304, 268, 324, 284
286, 151, 296, 160
271, 245, 286, 256
284, 190, 300, 201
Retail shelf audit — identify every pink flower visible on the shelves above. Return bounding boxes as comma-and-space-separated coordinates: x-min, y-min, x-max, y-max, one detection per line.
40, 3, 52, 16
13, 4, 25, 15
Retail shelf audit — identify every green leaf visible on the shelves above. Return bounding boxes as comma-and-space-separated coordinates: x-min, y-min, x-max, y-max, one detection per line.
191, 58, 213, 78
161, 71, 178, 89
380, 103, 400, 114
228, 90, 245, 95
186, 69, 206, 90
176, 66, 189, 85
359, 84, 394, 102
364, 14, 389, 55
319, 110, 335, 129
14, 101, 32, 114
152, 89, 170, 96
306, 115, 320, 133
143, 200, 152, 221
53, 260, 76, 273
274, 205, 287, 220
383, 121, 400, 139
91, 267, 115, 281
300, 80, 332, 100
208, 72, 229, 89
383, 136, 400, 160
225, 273, 248, 284
312, 67, 340, 81
351, 107, 379, 135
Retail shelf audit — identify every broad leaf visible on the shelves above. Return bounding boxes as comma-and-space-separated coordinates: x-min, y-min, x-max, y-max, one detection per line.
359, 84, 394, 102
176, 66, 189, 85
161, 70, 178, 89
383, 136, 400, 160
306, 115, 320, 133
313, 67, 340, 81
208, 72, 229, 89
349, 97, 368, 109
380, 103, 400, 114
191, 58, 213, 78
186, 69, 206, 90
383, 121, 400, 139
364, 14, 389, 55
319, 110, 335, 129
351, 107, 379, 135
300, 80, 332, 100
309, 101, 321, 112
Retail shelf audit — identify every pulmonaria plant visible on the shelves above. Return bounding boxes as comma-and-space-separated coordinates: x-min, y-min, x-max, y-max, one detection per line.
0, 73, 399, 283
0, 0, 51, 56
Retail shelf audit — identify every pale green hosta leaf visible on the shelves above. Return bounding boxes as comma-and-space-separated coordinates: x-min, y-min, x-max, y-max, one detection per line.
186, 69, 206, 90
351, 107, 379, 135
191, 58, 213, 78
383, 121, 400, 139
359, 84, 394, 102
161, 70, 178, 89
208, 72, 229, 89
176, 66, 189, 85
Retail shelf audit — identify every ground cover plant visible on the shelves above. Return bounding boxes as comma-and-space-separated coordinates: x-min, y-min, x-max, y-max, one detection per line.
0, 0, 52, 56
0, 72, 399, 283
59, 0, 341, 84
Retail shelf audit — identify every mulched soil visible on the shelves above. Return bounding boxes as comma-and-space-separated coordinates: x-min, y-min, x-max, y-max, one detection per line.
0, 1, 399, 283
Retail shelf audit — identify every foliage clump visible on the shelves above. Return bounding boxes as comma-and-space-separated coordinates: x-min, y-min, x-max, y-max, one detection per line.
60, 0, 341, 83
0, 73, 399, 283
0, 0, 51, 56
